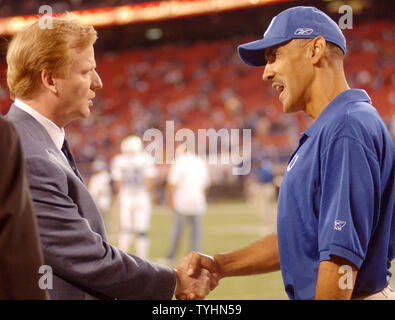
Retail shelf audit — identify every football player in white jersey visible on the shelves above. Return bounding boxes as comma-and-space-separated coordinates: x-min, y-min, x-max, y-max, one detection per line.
111, 135, 157, 259
88, 158, 113, 230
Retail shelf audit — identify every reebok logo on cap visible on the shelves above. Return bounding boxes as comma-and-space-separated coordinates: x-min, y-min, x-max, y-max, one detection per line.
294, 28, 314, 35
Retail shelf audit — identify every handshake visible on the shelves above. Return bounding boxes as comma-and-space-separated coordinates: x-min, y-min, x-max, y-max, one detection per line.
173, 252, 222, 300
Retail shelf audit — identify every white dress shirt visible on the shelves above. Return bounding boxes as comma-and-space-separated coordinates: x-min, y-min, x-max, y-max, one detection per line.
14, 98, 65, 151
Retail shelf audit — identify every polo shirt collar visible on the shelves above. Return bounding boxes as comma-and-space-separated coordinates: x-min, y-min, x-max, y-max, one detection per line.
303, 89, 371, 138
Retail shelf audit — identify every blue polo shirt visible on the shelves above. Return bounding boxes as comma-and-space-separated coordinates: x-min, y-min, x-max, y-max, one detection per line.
277, 89, 395, 300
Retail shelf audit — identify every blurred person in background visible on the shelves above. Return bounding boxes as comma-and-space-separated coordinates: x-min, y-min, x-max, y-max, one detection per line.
162, 145, 210, 266
245, 157, 277, 233
111, 135, 157, 260
5, 16, 211, 300
88, 157, 113, 230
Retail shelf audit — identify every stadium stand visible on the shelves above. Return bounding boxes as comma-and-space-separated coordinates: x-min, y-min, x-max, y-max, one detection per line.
0, 0, 153, 17
0, 18, 393, 192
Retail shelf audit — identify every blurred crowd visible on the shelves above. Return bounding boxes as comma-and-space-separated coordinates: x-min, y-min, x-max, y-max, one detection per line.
0, 19, 394, 189
0, 0, 159, 17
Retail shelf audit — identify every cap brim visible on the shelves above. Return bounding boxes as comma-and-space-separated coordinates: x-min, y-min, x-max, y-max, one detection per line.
237, 37, 290, 66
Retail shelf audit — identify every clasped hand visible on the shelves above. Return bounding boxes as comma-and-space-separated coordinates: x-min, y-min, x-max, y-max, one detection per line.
174, 252, 221, 300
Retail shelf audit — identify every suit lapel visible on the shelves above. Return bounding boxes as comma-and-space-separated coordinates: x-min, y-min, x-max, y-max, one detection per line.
6, 104, 83, 183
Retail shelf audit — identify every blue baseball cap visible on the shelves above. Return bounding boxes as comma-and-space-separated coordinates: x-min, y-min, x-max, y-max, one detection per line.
238, 6, 346, 66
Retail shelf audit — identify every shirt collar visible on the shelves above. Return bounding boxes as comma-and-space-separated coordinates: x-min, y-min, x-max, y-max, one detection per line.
14, 98, 65, 151
303, 89, 372, 138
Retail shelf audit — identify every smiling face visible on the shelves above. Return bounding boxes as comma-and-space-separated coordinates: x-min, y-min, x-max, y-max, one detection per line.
262, 39, 315, 114
54, 45, 102, 126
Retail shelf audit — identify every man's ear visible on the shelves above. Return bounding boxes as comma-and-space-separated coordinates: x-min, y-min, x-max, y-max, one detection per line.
310, 36, 327, 64
41, 69, 58, 94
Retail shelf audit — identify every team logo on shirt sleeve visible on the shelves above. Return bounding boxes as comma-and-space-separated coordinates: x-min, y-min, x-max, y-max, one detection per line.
334, 220, 347, 231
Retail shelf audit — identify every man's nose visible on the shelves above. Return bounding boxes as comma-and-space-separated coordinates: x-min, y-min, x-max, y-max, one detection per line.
262, 64, 274, 82
92, 70, 103, 90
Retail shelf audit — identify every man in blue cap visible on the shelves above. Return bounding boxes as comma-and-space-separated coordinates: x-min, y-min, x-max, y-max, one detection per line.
185, 6, 395, 300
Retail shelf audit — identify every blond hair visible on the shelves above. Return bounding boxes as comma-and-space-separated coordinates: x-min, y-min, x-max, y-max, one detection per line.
6, 16, 97, 100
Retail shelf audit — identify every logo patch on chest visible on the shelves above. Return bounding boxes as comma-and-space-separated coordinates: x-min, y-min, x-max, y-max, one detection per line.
287, 154, 299, 172
334, 220, 347, 231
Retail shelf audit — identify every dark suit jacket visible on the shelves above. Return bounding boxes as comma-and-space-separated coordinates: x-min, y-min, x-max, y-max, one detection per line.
6, 105, 176, 300
0, 115, 49, 299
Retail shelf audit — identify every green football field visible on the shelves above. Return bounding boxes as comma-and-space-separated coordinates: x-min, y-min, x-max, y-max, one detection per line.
106, 199, 394, 300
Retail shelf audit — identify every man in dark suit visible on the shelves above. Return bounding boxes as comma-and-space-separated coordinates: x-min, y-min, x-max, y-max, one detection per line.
5, 17, 211, 300
0, 115, 49, 299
